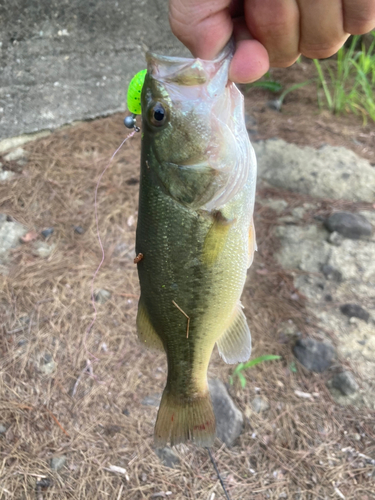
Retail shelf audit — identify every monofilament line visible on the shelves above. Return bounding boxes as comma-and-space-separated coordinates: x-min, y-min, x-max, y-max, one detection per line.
85, 130, 136, 351
206, 447, 231, 500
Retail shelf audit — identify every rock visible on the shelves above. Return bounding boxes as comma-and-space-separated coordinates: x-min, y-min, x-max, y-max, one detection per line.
41, 227, 54, 238
258, 198, 288, 214
266, 99, 282, 111
250, 396, 270, 413
330, 371, 359, 396
293, 338, 335, 373
3, 147, 29, 163
0, 168, 16, 181
32, 241, 56, 258
74, 225, 84, 234
0, 214, 28, 265
327, 231, 344, 246
51, 455, 67, 471
141, 393, 161, 407
94, 289, 111, 304
324, 212, 372, 239
155, 447, 180, 468
321, 264, 343, 282
208, 379, 243, 446
0, 424, 7, 434
0, 132, 51, 155
275, 224, 331, 274
340, 304, 370, 322
254, 139, 375, 203
39, 353, 57, 376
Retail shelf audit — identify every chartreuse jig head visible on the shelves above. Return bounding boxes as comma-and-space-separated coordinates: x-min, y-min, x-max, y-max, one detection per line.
124, 69, 147, 131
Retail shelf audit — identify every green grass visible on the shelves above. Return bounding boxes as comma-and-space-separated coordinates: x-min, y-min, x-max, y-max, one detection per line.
313, 32, 375, 123
229, 354, 282, 388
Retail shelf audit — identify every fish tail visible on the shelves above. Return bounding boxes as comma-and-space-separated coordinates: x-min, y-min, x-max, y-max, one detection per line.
154, 389, 216, 447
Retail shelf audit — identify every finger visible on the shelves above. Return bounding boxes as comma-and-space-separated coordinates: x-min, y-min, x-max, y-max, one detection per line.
169, 0, 233, 59
297, 0, 348, 59
343, 0, 375, 34
229, 19, 270, 83
244, 0, 300, 67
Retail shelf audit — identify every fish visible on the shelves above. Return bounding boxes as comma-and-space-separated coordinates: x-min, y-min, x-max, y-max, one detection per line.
135, 43, 257, 447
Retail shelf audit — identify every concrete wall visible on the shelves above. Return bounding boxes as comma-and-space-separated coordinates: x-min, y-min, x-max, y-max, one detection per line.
0, 0, 187, 139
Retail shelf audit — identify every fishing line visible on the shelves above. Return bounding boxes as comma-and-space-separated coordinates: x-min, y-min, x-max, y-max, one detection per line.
85, 129, 136, 353
206, 447, 232, 500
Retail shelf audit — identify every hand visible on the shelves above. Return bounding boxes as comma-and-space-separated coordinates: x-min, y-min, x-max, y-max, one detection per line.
169, 0, 375, 83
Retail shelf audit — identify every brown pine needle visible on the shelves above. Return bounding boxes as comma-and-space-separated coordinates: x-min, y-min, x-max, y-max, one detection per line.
44, 407, 70, 437
172, 300, 190, 338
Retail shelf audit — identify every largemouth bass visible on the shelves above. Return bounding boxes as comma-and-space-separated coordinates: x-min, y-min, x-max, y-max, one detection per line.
135, 44, 257, 447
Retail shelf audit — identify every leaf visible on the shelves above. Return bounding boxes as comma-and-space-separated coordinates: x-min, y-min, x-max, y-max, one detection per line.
238, 372, 247, 388
248, 80, 283, 93
289, 361, 297, 373
241, 355, 281, 370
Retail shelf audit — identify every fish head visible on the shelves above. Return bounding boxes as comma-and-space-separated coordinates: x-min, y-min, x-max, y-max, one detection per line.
141, 44, 254, 210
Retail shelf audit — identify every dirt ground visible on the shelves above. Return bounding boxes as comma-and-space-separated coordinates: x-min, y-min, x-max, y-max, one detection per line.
1, 60, 375, 499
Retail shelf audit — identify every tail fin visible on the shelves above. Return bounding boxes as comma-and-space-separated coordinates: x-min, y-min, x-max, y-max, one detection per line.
154, 389, 216, 447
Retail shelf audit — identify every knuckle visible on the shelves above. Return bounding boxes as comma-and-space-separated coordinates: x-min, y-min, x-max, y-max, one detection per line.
344, 8, 375, 34
300, 42, 342, 60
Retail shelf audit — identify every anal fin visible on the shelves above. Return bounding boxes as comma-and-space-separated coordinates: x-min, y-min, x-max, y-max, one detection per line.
136, 298, 164, 352
216, 303, 251, 364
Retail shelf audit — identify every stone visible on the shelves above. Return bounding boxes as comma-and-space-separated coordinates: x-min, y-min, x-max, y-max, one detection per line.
254, 139, 375, 203
74, 226, 84, 234
0, 424, 7, 434
275, 224, 331, 274
41, 228, 54, 238
250, 396, 270, 413
155, 447, 180, 468
208, 378, 243, 446
340, 304, 370, 322
257, 198, 288, 214
330, 371, 359, 396
0, 214, 28, 265
266, 99, 282, 111
0, 168, 16, 181
321, 264, 343, 282
32, 241, 56, 258
3, 147, 29, 163
94, 289, 111, 304
39, 353, 57, 376
293, 338, 335, 373
324, 212, 372, 240
141, 393, 161, 407
51, 455, 67, 471
328, 231, 344, 246
0, 131, 51, 155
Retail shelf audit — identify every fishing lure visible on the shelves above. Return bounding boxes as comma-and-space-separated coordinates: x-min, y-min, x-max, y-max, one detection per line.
124, 69, 147, 129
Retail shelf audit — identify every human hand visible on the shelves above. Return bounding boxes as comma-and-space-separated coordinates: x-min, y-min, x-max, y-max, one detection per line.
169, 0, 375, 83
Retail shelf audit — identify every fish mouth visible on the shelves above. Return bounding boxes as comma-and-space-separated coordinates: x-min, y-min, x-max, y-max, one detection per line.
146, 43, 234, 93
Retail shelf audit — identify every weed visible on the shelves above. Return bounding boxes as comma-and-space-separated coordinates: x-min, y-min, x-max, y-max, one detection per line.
229, 355, 282, 388
314, 32, 375, 122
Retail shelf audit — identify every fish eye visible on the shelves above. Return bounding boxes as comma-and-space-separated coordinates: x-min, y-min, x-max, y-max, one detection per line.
149, 102, 168, 127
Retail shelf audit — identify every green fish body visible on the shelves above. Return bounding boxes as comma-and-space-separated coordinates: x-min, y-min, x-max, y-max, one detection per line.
135, 45, 257, 446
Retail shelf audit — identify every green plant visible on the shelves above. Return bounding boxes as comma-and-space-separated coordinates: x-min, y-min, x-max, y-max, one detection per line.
313, 32, 375, 122
246, 74, 313, 111
229, 354, 282, 388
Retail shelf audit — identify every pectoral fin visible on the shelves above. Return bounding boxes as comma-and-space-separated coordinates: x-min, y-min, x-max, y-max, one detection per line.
248, 218, 257, 268
202, 211, 234, 266
136, 298, 164, 352
216, 303, 251, 364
